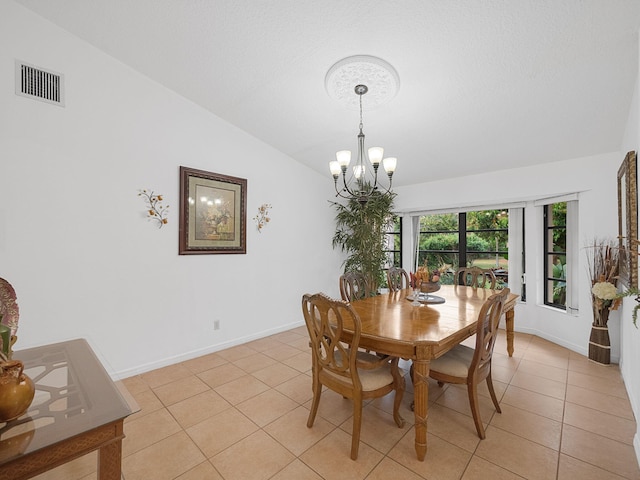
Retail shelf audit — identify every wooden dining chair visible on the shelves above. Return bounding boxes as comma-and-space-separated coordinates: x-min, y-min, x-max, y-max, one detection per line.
301, 292, 405, 460
428, 288, 510, 439
339, 272, 373, 302
455, 266, 497, 289
386, 267, 410, 292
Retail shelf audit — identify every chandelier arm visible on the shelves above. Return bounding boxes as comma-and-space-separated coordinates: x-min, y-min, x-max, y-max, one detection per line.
335, 185, 359, 200
335, 171, 359, 198
384, 178, 393, 195
372, 164, 380, 188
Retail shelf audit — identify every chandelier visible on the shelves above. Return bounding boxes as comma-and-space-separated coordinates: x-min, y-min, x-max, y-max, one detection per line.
329, 84, 397, 204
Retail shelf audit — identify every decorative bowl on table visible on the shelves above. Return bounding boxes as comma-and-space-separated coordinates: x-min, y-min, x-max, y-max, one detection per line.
420, 281, 441, 294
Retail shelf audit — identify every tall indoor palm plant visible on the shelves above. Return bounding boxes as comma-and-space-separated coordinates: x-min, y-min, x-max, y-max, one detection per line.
331, 189, 396, 294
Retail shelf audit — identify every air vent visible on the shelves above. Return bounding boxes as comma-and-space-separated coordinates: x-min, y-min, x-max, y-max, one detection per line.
15, 60, 64, 107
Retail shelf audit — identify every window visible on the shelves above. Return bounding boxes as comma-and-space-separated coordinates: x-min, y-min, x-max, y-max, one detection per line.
384, 216, 402, 268
544, 202, 567, 309
417, 210, 509, 288
465, 210, 509, 286
416, 213, 459, 283
383, 216, 402, 279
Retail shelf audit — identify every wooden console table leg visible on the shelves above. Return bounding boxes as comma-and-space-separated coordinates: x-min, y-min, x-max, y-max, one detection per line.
505, 309, 515, 357
412, 352, 431, 461
98, 422, 124, 480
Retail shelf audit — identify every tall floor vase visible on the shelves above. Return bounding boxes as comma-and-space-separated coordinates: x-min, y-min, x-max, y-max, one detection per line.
588, 306, 610, 365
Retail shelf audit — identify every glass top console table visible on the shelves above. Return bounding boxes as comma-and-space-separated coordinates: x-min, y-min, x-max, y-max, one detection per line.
0, 338, 136, 480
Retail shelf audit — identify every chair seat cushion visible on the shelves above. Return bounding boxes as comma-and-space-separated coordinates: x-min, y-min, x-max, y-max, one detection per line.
323, 365, 394, 391
358, 367, 394, 391
430, 344, 473, 377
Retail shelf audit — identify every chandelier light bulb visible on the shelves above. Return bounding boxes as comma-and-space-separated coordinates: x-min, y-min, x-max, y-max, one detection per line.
368, 147, 384, 166
329, 161, 341, 178
383, 157, 397, 174
336, 150, 351, 168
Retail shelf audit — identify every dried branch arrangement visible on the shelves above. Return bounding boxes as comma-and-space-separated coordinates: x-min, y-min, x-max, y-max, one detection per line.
585, 238, 619, 286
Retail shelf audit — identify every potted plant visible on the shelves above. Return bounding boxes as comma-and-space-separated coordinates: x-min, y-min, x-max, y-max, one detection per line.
332, 189, 395, 294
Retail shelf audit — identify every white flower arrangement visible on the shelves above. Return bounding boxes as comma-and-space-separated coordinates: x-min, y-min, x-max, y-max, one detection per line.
591, 279, 640, 328
591, 281, 618, 300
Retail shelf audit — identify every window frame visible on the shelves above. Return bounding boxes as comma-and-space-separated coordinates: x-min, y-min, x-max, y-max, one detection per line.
383, 215, 402, 271
535, 195, 579, 314
543, 203, 567, 310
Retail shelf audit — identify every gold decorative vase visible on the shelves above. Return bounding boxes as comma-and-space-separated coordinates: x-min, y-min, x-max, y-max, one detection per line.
0, 360, 35, 422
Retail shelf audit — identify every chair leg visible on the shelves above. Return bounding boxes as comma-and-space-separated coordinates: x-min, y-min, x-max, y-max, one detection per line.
390, 358, 406, 428
467, 381, 486, 439
486, 372, 502, 413
307, 377, 321, 428
351, 396, 363, 460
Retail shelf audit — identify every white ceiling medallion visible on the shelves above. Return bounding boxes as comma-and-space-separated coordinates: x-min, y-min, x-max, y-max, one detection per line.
325, 55, 400, 110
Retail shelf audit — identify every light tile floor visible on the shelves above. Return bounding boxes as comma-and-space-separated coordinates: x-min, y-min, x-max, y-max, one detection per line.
33, 328, 639, 480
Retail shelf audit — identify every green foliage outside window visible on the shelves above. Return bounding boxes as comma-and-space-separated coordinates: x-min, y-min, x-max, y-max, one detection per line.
418, 210, 509, 287
546, 202, 567, 307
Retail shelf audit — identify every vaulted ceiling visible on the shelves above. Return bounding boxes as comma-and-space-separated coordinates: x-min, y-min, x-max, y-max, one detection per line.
14, 0, 640, 186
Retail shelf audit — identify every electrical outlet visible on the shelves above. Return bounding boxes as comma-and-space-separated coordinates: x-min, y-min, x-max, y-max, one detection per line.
213, 320, 220, 330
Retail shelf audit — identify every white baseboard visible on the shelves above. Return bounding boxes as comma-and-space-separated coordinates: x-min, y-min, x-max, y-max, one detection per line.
112, 320, 305, 380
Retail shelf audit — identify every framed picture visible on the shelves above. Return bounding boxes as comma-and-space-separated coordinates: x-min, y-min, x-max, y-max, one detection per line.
617, 151, 637, 289
179, 166, 247, 255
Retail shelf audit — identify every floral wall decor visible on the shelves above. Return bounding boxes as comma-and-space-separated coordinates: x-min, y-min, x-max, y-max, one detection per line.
253, 203, 272, 233
138, 189, 169, 228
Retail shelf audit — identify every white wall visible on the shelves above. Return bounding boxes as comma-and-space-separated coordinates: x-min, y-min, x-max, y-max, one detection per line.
0, 2, 343, 378
620, 31, 640, 467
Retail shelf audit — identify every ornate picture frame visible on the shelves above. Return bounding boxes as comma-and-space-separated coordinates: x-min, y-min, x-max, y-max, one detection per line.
617, 150, 637, 289
179, 166, 247, 255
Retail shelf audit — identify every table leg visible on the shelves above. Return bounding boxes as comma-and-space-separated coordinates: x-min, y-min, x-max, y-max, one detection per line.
505, 309, 515, 357
412, 355, 430, 461
97, 422, 124, 480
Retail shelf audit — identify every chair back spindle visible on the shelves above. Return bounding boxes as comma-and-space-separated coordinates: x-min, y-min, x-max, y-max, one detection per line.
455, 266, 497, 289
339, 272, 372, 301
386, 267, 410, 292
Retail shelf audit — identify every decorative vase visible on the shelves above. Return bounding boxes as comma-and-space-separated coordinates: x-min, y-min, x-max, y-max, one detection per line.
0, 360, 35, 422
588, 306, 610, 365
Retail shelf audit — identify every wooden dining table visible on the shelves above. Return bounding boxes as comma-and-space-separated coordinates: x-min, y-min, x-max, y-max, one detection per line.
346, 284, 518, 461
